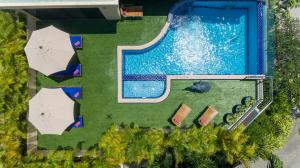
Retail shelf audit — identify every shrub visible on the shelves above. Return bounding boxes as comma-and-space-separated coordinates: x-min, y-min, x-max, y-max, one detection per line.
225, 96, 254, 125
225, 113, 241, 125
245, 95, 294, 158
268, 154, 283, 168
242, 96, 255, 107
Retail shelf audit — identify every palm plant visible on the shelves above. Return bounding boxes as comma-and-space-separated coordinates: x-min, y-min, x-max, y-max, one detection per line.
216, 126, 256, 166
182, 125, 218, 156
166, 128, 186, 165
98, 124, 139, 168
126, 129, 165, 165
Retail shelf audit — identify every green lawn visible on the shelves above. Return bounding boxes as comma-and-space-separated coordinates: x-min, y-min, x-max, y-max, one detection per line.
36, 1, 256, 149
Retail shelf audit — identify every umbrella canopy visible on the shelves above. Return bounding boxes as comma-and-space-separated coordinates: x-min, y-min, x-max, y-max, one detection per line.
29, 88, 75, 135
25, 25, 75, 76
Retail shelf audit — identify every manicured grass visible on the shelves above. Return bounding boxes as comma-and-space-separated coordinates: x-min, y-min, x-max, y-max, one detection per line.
36, 1, 256, 149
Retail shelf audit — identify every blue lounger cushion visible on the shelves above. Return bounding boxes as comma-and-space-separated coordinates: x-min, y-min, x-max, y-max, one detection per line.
48, 87, 82, 99
52, 64, 81, 77
70, 35, 82, 48
71, 116, 83, 128
62, 87, 82, 99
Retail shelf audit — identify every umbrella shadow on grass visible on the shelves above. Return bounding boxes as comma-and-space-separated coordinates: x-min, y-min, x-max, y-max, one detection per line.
48, 53, 81, 83
65, 102, 81, 132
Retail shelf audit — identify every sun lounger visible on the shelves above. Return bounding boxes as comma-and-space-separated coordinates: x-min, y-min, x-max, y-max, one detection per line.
70, 35, 82, 48
51, 64, 81, 77
198, 106, 219, 126
121, 6, 143, 17
171, 104, 192, 127
71, 116, 83, 128
62, 87, 82, 99
49, 87, 82, 99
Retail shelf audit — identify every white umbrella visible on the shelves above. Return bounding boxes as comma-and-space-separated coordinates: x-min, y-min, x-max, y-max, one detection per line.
29, 88, 75, 135
25, 25, 75, 76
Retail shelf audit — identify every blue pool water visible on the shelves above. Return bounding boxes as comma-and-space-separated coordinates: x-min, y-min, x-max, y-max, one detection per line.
124, 7, 249, 75
122, 1, 262, 99
123, 81, 165, 98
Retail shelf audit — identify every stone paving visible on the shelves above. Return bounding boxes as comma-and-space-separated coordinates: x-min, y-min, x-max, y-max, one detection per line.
26, 15, 38, 154
277, 119, 300, 168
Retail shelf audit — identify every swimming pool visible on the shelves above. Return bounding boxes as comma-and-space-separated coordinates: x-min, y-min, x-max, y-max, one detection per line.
119, 0, 265, 101
124, 8, 249, 75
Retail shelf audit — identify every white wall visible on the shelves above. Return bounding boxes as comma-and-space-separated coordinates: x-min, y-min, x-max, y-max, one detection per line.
98, 5, 120, 20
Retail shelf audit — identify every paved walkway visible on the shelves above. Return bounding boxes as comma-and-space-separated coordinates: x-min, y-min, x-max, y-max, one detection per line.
277, 119, 300, 168
290, 7, 300, 20
26, 14, 38, 154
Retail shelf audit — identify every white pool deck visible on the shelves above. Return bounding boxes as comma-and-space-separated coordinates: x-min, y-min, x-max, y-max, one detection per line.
117, 22, 265, 103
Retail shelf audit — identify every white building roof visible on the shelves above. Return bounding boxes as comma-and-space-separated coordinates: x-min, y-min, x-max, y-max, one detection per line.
0, 0, 119, 9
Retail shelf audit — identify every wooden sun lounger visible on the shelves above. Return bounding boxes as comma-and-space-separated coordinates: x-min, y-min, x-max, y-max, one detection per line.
198, 106, 219, 126
171, 104, 192, 127
121, 6, 143, 17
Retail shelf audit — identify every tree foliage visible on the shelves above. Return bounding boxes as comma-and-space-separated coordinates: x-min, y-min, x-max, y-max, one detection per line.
97, 124, 256, 167
179, 154, 218, 168
246, 93, 293, 158
270, 0, 300, 106
0, 11, 28, 167
217, 126, 256, 166
181, 125, 218, 156
98, 124, 138, 168
245, 0, 298, 161
166, 125, 255, 166
166, 125, 218, 165
126, 129, 165, 164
